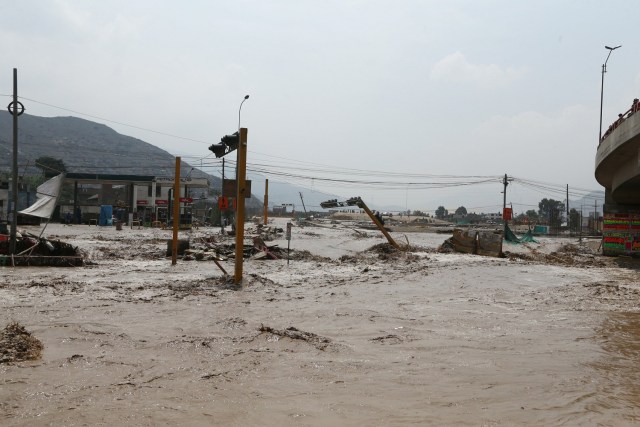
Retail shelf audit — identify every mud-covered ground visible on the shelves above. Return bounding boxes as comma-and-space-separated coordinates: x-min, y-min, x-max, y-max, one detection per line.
1, 219, 639, 426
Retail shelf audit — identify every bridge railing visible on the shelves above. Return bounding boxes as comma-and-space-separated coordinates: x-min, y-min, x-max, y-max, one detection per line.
600, 98, 640, 144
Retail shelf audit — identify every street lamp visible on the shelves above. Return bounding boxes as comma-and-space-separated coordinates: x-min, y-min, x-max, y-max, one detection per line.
599, 45, 621, 143
238, 94, 249, 131
235, 94, 249, 197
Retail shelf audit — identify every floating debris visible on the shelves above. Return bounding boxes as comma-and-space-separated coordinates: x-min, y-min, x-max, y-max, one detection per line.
0, 322, 44, 364
258, 324, 332, 350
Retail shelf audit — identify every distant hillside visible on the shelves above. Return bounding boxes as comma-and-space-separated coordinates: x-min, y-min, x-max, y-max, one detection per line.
0, 111, 209, 179
0, 111, 347, 211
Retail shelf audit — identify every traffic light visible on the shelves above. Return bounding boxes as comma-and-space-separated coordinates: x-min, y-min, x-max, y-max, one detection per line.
209, 143, 227, 158
320, 199, 339, 209
221, 132, 239, 151
208, 131, 240, 158
346, 197, 361, 207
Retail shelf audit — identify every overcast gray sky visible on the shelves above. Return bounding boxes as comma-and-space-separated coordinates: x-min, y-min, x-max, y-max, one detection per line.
2, 0, 639, 213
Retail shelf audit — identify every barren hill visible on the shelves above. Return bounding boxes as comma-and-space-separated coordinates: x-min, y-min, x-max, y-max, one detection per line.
0, 111, 213, 182
0, 112, 342, 211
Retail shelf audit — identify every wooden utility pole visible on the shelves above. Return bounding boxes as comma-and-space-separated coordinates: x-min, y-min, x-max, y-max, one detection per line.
263, 178, 269, 226
9, 68, 19, 254
356, 198, 400, 249
171, 157, 181, 265
502, 174, 508, 237
566, 184, 570, 234
299, 192, 307, 214
221, 158, 225, 233
234, 128, 248, 285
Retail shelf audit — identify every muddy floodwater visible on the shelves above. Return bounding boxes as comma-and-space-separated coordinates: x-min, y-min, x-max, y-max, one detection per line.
1, 219, 639, 425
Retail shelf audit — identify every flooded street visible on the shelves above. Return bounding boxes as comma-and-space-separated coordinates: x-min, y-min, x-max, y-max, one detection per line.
1, 220, 639, 425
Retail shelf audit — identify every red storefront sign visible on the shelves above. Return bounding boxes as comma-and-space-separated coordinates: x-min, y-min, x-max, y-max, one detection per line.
137, 200, 148, 205
179, 197, 193, 203
156, 200, 168, 205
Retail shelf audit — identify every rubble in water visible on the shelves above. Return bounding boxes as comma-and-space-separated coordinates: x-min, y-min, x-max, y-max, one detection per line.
0, 322, 43, 363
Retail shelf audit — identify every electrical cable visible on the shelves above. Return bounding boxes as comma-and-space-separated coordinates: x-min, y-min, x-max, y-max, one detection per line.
4, 95, 605, 210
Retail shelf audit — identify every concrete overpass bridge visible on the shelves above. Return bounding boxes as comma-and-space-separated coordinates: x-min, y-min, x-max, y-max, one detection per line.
595, 99, 640, 255
596, 101, 640, 205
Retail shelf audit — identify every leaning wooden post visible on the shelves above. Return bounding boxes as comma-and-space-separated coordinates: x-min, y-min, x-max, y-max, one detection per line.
171, 157, 181, 265
357, 198, 401, 249
234, 128, 248, 284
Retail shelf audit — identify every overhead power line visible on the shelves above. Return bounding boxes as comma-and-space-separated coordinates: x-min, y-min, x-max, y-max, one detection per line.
3, 95, 604, 202
512, 177, 602, 200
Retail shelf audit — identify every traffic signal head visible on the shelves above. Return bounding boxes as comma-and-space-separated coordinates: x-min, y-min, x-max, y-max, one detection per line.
346, 197, 361, 207
221, 132, 239, 151
209, 131, 240, 158
320, 199, 339, 209
208, 143, 227, 158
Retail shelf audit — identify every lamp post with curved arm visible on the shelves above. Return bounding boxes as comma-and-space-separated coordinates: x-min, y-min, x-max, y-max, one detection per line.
238, 94, 249, 131
235, 95, 250, 181
599, 45, 621, 143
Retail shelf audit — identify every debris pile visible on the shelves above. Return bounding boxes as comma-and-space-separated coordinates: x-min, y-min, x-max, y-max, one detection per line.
438, 229, 503, 257
251, 236, 281, 259
0, 322, 43, 364
505, 243, 607, 268
0, 231, 80, 257
0, 231, 83, 266
181, 240, 230, 261
246, 225, 284, 242
367, 242, 401, 260
174, 234, 287, 261
366, 242, 398, 254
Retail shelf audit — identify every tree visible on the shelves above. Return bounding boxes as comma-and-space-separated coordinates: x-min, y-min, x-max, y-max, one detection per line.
569, 208, 581, 232
455, 206, 467, 216
467, 212, 481, 223
35, 156, 67, 178
435, 206, 448, 219
525, 209, 538, 220
538, 198, 564, 228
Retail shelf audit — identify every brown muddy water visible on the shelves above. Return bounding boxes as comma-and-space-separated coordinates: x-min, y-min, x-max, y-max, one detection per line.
1, 221, 639, 426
